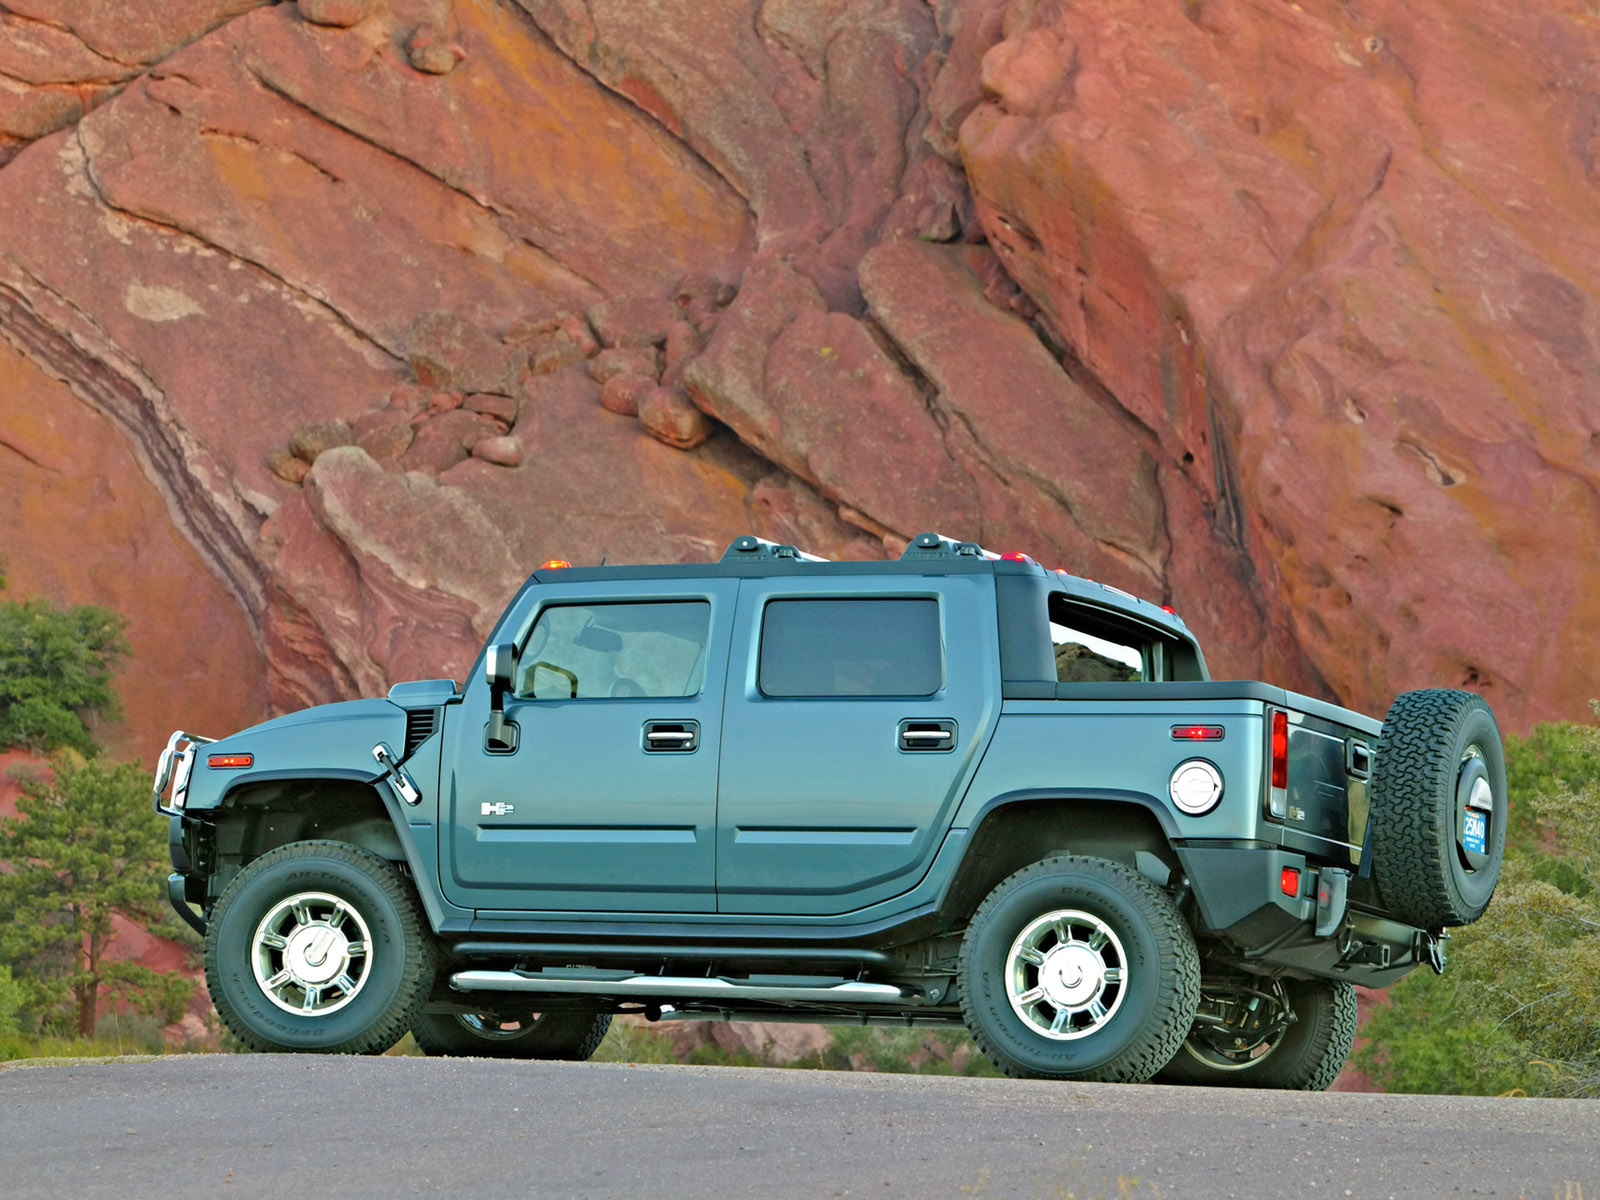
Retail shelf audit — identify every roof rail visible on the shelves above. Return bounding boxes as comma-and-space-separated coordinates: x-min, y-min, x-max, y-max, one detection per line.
720, 535, 830, 563
898, 532, 994, 561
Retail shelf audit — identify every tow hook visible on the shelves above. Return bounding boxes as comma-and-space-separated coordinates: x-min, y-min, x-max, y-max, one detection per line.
372, 743, 422, 806
1423, 928, 1449, 976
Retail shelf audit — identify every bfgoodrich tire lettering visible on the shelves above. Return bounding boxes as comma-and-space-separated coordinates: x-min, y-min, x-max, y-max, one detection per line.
412, 1010, 613, 1060
959, 855, 1200, 1082
204, 841, 434, 1054
1367, 689, 1507, 927
1157, 977, 1357, 1090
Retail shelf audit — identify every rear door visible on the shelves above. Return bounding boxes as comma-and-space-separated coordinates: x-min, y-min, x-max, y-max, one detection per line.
439, 580, 736, 913
715, 575, 998, 915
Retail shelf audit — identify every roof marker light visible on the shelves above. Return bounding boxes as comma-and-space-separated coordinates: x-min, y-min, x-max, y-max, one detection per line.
209, 753, 253, 769
1162, 605, 1177, 614
539, 559, 573, 570
1000, 551, 1036, 564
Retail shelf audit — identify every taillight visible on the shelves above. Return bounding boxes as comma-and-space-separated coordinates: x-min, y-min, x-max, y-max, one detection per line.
208, 753, 252, 769
1280, 867, 1301, 897
1172, 724, 1225, 741
1270, 709, 1289, 790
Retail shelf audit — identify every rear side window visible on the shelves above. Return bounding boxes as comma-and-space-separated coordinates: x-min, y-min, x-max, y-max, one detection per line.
759, 599, 942, 697
1048, 595, 1147, 683
1052, 620, 1144, 682
517, 601, 711, 699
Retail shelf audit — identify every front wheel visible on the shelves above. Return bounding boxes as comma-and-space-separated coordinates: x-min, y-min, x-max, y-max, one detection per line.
412, 1009, 613, 1059
958, 855, 1200, 1082
1156, 976, 1357, 1090
204, 841, 434, 1054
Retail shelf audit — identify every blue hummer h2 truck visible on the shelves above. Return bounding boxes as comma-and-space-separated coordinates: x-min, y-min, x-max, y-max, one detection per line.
153, 532, 1505, 1087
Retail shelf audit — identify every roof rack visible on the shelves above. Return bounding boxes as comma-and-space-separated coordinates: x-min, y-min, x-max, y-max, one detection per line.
720, 535, 830, 563
898, 532, 996, 561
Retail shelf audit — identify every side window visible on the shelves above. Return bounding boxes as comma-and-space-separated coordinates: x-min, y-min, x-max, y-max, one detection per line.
516, 601, 710, 699
1049, 597, 1146, 683
759, 599, 942, 698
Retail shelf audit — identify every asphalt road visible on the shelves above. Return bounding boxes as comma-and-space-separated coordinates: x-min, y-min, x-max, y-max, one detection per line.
0, 1055, 1593, 1199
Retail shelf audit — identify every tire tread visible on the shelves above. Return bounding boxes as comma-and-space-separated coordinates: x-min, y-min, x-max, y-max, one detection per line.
1368, 689, 1499, 927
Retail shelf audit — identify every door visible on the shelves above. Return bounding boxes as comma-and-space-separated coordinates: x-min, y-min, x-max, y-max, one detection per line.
715, 576, 998, 916
439, 582, 736, 913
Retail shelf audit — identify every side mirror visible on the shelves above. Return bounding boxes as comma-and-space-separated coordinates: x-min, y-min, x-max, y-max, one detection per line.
485, 643, 516, 692
484, 643, 518, 752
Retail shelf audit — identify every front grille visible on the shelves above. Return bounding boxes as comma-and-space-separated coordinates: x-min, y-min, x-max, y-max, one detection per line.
404, 709, 438, 755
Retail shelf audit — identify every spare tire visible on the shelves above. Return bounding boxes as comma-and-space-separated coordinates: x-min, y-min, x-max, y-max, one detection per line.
1367, 689, 1506, 928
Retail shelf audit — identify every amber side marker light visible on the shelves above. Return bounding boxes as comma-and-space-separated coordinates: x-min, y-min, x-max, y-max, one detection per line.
208, 753, 252, 769
1171, 725, 1225, 741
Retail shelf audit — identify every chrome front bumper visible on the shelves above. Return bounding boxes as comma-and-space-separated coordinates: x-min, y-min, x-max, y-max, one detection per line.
152, 730, 214, 818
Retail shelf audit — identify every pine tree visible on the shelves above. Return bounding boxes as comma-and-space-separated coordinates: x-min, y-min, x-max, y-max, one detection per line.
0, 757, 192, 1036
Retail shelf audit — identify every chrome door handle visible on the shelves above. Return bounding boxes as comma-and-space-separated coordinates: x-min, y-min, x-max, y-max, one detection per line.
643, 720, 699, 752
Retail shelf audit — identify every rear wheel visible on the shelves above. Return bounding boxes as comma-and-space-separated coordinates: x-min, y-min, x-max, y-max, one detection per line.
204, 841, 433, 1054
1156, 976, 1357, 1090
958, 856, 1199, 1082
412, 1009, 612, 1060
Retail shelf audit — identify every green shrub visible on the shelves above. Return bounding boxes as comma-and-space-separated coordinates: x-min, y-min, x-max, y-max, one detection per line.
0, 589, 127, 755
0, 965, 23, 1038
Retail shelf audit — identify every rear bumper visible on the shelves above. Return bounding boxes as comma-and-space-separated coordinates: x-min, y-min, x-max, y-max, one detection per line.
1177, 842, 1430, 988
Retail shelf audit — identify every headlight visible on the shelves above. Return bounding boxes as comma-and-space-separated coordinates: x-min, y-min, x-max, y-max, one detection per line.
1170, 759, 1223, 815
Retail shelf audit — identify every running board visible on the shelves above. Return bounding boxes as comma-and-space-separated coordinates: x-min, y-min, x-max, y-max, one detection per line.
450, 970, 923, 1007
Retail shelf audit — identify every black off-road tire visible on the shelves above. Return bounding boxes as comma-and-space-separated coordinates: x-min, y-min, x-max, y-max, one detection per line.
1157, 978, 1357, 1090
958, 855, 1200, 1082
1368, 689, 1506, 928
204, 841, 435, 1054
412, 1010, 613, 1060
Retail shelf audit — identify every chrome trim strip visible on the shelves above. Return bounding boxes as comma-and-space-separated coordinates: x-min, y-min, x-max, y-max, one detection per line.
449, 970, 920, 1006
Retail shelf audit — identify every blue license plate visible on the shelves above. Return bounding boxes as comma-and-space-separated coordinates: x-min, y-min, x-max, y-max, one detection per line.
1463, 809, 1487, 856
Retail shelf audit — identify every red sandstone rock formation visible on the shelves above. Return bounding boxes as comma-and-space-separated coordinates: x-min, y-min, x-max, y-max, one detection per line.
1, 0, 1595, 768
961, 0, 1600, 727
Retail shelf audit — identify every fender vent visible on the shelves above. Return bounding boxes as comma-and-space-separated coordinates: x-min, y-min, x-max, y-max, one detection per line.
404, 709, 438, 755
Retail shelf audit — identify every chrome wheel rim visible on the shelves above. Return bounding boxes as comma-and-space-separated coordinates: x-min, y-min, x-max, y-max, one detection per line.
1005, 909, 1128, 1041
456, 1013, 540, 1041
1456, 745, 1494, 871
251, 891, 372, 1016
1180, 1029, 1283, 1070
1179, 979, 1293, 1070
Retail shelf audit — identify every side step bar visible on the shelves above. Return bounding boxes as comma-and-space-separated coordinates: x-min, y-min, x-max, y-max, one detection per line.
450, 970, 924, 1007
